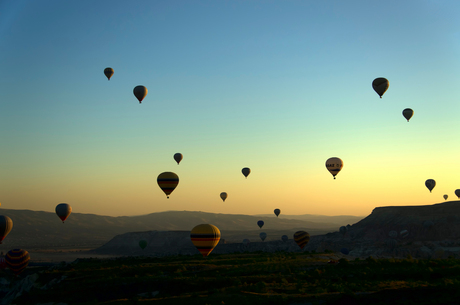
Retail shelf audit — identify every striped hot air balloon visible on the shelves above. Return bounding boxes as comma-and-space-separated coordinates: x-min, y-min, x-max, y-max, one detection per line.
5, 249, 30, 275
293, 231, 310, 250
190, 224, 220, 257
157, 172, 179, 198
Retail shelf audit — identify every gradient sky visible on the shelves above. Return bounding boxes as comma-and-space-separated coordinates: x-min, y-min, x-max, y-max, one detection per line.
1, 1, 459, 217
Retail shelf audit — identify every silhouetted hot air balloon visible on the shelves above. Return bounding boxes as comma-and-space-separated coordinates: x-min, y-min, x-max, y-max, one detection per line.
400, 230, 409, 238
294, 231, 310, 249
281, 235, 288, 242
455, 189, 460, 199
174, 153, 183, 165
340, 248, 349, 255
55, 203, 72, 223
0, 216, 13, 244
133, 85, 147, 103
372, 77, 389, 98
104, 67, 114, 80
326, 157, 343, 179
220, 192, 227, 202
425, 179, 436, 193
257, 220, 264, 229
443, 194, 448, 200
190, 224, 220, 257
242, 167, 250, 178
339, 226, 347, 236
402, 108, 414, 122
157, 172, 179, 198
139, 240, 147, 250
389, 230, 398, 238
5, 249, 30, 275
243, 239, 250, 246
274, 209, 280, 217
260, 232, 267, 241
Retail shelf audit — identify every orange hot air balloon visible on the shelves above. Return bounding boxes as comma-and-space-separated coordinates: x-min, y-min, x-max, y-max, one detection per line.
294, 231, 310, 250
174, 153, 183, 165
5, 249, 30, 275
157, 172, 179, 198
0, 216, 13, 244
133, 85, 148, 103
104, 67, 114, 80
220, 192, 227, 202
55, 203, 72, 223
325, 157, 343, 179
190, 224, 220, 257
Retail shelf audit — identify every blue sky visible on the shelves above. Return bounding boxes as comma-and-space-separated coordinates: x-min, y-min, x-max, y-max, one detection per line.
1, 1, 459, 217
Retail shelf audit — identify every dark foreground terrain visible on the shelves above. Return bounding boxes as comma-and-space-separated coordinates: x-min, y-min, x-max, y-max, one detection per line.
2, 251, 460, 305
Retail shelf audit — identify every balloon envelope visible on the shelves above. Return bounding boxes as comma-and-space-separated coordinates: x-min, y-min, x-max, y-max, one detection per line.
339, 226, 347, 236
173, 153, 183, 165
157, 172, 179, 198
220, 192, 227, 202
443, 194, 448, 200
400, 230, 409, 238
326, 157, 343, 179
104, 67, 114, 80
281, 235, 288, 242
372, 77, 389, 98
402, 108, 414, 122
133, 85, 148, 103
455, 189, 460, 199
259, 232, 267, 241
274, 209, 280, 217
389, 230, 398, 238
139, 240, 147, 250
5, 249, 30, 275
243, 238, 250, 245
242, 167, 250, 178
190, 224, 220, 257
257, 220, 264, 228
55, 203, 72, 223
294, 231, 310, 249
0, 216, 13, 244
425, 179, 436, 192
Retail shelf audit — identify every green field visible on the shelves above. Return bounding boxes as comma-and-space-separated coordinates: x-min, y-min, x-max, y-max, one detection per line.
5, 252, 460, 305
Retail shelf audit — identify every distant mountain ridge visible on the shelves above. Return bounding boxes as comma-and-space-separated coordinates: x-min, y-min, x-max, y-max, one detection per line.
0, 209, 363, 250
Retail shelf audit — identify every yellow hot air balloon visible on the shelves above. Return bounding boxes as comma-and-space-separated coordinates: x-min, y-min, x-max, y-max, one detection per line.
190, 224, 220, 257
0, 216, 13, 244
294, 231, 310, 250
157, 172, 179, 198
5, 249, 30, 275
325, 157, 343, 179
220, 192, 227, 202
402, 108, 414, 122
242, 167, 250, 178
104, 67, 114, 80
55, 203, 72, 223
133, 85, 148, 103
174, 153, 183, 165
372, 78, 389, 98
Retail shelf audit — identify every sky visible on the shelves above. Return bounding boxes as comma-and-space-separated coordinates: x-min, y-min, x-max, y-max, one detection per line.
0, 0, 459, 217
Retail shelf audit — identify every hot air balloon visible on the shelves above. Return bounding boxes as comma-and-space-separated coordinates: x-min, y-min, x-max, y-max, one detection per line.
220, 192, 227, 202
243, 239, 250, 246
425, 179, 436, 193
104, 67, 114, 80
339, 226, 347, 236
55, 203, 72, 223
400, 230, 409, 238
340, 248, 349, 255
294, 231, 310, 250
190, 224, 220, 257
402, 108, 413, 122
257, 220, 264, 229
139, 240, 147, 250
443, 194, 448, 200
242, 167, 250, 178
389, 230, 398, 238
281, 235, 288, 242
423, 220, 434, 228
455, 189, 460, 199
325, 157, 343, 179
259, 232, 267, 241
372, 77, 389, 98
173, 153, 183, 165
157, 172, 179, 198
274, 209, 280, 217
5, 249, 30, 275
133, 85, 147, 103
0, 216, 13, 244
